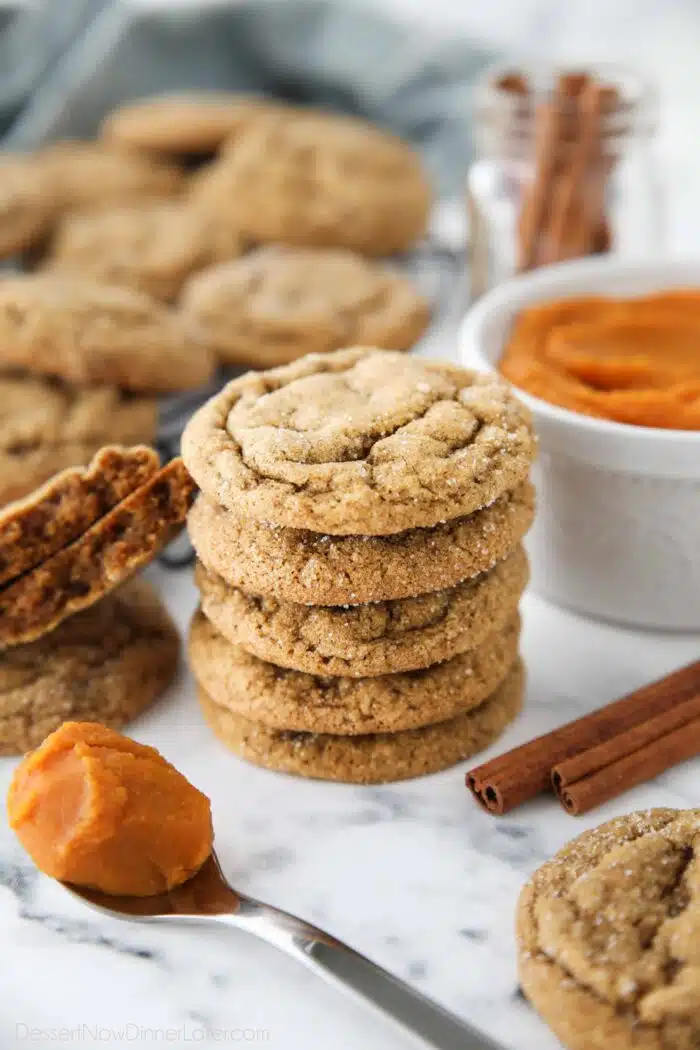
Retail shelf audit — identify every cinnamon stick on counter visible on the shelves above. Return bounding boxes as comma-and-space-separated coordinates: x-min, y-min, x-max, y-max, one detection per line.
466, 658, 700, 816
553, 691, 700, 815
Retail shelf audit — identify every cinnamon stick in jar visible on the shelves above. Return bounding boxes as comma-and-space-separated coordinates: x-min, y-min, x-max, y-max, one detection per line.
516, 78, 567, 272
514, 68, 618, 272
539, 80, 613, 265
466, 658, 700, 815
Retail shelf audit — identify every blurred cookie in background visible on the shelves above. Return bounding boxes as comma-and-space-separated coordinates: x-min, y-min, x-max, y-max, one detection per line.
0, 275, 215, 392
0, 156, 56, 259
36, 141, 185, 214
46, 201, 244, 303
0, 376, 157, 506
189, 110, 431, 257
181, 245, 430, 367
101, 92, 293, 158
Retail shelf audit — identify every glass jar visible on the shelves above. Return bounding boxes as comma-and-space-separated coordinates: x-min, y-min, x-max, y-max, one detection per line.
467, 64, 663, 297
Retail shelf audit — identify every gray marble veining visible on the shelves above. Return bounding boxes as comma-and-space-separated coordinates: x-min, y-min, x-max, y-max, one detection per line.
1, 565, 698, 1049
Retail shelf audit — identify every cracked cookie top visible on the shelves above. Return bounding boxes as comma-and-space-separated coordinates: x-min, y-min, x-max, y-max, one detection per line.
518, 809, 700, 1050
182, 347, 535, 535
188, 110, 430, 257
181, 245, 429, 367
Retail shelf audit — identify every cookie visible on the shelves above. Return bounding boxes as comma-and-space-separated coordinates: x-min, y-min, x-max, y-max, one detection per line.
189, 608, 519, 734
181, 348, 536, 535
180, 246, 429, 367
189, 110, 430, 256
198, 659, 523, 783
0, 458, 195, 648
0, 376, 157, 506
195, 546, 527, 677
0, 445, 159, 586
517, 809, 700, 1050
0, 578, 179, 755
0, 276, 215, 393
102, 93, 289, 155
36, 142, 183, 212
46, 202, 243, 303
188, 481, 535, 605
0, 156, 55, 257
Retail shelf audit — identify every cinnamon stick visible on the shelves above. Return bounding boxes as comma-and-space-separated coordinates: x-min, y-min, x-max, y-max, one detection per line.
552, 690, 700, 790
466, 658, 700, 815
495, 72, 529, 96
540, 80, 608, 264
514, 69, 618, 271
555, 717, 700, 816
516, 78, 568, 271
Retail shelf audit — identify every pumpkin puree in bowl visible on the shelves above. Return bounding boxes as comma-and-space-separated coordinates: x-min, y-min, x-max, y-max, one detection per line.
7, 721, 213, 896
499, 290, 700, 429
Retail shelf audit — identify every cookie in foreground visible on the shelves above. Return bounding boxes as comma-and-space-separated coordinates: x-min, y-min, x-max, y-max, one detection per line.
517, 808, 700, 1050
182, 347, 535, 535
188, 482, 535, 605
198, 659, 524, 783
194, 547, 527, 677
0, 445, 159, 586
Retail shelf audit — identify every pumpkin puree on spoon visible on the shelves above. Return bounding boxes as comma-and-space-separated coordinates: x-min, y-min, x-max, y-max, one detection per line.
7, 721, 213, 896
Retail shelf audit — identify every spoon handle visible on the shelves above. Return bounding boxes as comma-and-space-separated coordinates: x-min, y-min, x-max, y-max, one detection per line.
300, 937, 503, 1050
220, 899, 503, 1050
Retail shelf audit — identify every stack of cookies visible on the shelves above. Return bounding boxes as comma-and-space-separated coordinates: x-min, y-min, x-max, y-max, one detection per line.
0, 446, 195, 755
183, 348, 536, 784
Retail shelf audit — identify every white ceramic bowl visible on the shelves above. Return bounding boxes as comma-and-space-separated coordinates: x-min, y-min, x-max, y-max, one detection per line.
459, 257, 700, 630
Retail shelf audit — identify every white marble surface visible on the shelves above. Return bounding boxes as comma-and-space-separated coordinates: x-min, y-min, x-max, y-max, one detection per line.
3, 3, 700, 1048
1, 565, 698, 1050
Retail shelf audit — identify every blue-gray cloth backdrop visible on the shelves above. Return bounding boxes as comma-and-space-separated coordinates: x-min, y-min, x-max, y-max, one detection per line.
0, 0, 492, 195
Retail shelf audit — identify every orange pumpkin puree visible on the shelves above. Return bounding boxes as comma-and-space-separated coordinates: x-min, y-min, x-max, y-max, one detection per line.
7, 722, 213, 896
499, 290, 700, 429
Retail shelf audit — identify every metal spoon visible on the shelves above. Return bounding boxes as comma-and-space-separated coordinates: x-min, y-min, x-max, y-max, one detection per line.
61, 850, 503, 1050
